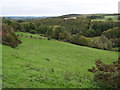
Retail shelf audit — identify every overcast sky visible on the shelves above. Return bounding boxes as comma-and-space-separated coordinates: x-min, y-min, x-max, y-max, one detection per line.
0, 0, 119, 16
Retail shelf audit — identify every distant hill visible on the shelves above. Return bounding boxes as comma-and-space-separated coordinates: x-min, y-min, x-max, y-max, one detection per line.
5, 16, 49, 20
3, 13, 119, 20
59, 14, 81, 18
58, 13, 119, 18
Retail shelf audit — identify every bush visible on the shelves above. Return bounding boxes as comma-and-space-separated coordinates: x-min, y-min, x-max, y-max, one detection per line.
78, 35, 92, 46
88, 58, 120, 88
2, 34, 21, 48
107, 18, 113, 21
92, 35, 112, 50
86, 28, 96, 37
102, 27, 120, 39
70, 35, 92, 47
30, 30, 36, 34
37, 25, 49, 34
48, 37, 52, 40
4, 35, 14, 43
2, 23, 22, 48
70, 34, 79, 44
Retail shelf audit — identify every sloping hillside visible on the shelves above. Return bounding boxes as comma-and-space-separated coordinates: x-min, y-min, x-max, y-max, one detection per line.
2, 33, 118, 88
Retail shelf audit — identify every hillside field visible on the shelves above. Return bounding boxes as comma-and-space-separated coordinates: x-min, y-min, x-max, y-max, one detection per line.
2, 32, 118, 88
92, 15, 118, 21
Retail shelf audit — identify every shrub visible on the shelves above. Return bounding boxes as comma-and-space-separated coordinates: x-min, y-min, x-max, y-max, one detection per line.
70, 35, 92, 47
86, 28, 96, 37
4, 35, 14, 43
30, 30, 36, 34
40, 34, 44, 36
102, 27, 120, 39
2, 23, 22, 48
88, 58, 120, 88
37, 25, 49, 34
78, 35, 92, 46
48, 37, 52, 40
92, 35, 112, 50
30, 35, 33, 38
70, 34, 79, 44
2, 34, 21, 48
107, 18, 113, 21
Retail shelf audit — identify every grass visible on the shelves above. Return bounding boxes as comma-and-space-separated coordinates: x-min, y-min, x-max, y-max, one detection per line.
91, 16, 118, 21
104, 16, 118, 20
15, 32, 48, 40
2, 32, 118, 88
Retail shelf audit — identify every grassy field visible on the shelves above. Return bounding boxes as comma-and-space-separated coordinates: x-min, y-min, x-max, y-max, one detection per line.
2, 32, 118, 88
15, 32, 48, 40
92, 15, 118, 21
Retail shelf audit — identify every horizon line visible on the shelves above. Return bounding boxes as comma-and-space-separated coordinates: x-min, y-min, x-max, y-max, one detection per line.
0, 13, 119, 17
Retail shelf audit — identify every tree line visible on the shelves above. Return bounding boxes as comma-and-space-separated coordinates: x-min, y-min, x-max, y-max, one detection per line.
2, 17, 120, 51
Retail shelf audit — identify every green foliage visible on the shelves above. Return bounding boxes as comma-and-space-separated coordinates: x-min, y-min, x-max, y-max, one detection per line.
47, 37, 52, 40
86, 15, 104, 19
70, 34, 80, 44
62, 30, 71, 41
4, 34, 14, 42
52, 26, 63, 40
107, 18, 113, 21
21, 22, 31, 32
92, 35, 112, 50
44, 26, 54, 37
52, 26, 70, 41
29, 23, 37, 30
88, 59, 120, 88
102, 27, 120, 49
2, 33, 21, 48
2, 23, 21, 48
25, 17, 90, 34
86, 28, 96, 37
2, 17, 119, 51
78, 35, 92, 46
30, 30, 36, 34
37, 25, 49, 34
20, 22, 37, 33
2, 17, 12, 25
102, 27, 120, 39
118, 16, 120, 20
111, 38, 120, 47
91, 21, 119, 36
11, 21, 22, 31
70, 34, 92, 47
